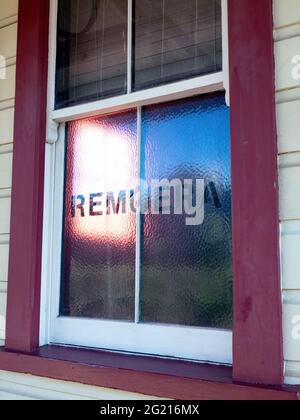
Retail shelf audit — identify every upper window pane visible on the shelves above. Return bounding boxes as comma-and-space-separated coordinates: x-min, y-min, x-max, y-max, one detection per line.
133, 0, 222, 91
55, 0, 128, 109
55, 0, 223, 109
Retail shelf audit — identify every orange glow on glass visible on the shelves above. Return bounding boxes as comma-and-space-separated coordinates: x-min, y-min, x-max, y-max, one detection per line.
61, 111, 137, 320
68, 118, 137, 242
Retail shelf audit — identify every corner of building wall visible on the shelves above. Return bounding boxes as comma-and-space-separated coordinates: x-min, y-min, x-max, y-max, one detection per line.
273, 0, 300, 385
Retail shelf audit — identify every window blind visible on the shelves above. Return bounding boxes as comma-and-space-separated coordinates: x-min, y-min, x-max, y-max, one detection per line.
55, 0, 222, 108
133, 0, 222, 91
56, 0, 128, 109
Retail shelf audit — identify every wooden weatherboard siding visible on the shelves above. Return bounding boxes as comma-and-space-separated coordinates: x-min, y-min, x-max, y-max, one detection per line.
274, 0, 300, 384
0, 370, 161, 400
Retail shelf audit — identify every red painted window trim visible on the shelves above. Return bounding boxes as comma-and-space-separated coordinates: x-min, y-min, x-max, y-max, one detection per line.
2, 0, 284, 393
0, 346, 298, 400
228, 0, 283, 385
5, 0, 49, 353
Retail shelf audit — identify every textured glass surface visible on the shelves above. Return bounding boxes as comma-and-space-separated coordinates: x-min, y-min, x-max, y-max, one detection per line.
140, 93, 232, 328
60, 111, 137, 320
133, 0, 222, 91
56, 0, 128, 109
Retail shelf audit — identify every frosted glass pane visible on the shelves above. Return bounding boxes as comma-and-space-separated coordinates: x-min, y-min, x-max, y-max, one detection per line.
60, 111, 137, 321
140, 93, 232, 328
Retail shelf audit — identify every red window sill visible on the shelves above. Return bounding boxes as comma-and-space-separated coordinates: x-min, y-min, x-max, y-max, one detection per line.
0, 346, 298, 400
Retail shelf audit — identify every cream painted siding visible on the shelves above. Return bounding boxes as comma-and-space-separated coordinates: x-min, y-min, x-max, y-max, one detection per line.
274, 0, 300, 384
0, 371, 162, 401
0, 0, 17, 347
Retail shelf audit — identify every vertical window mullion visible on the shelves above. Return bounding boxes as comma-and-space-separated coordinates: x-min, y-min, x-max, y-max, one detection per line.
127, 0, 133, 94
135, 106, 142, 323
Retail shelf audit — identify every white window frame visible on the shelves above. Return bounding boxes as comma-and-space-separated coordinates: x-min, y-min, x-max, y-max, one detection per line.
40, 0, 232, 365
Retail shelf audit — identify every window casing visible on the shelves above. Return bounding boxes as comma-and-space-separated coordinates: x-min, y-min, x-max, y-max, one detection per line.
41, 0, 232, 365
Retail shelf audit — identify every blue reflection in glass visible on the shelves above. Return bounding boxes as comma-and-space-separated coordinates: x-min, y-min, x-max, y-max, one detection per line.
140, 93, 232, 329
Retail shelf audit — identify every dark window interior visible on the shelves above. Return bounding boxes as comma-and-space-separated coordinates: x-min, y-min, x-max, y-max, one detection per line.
133, 0, 222, 91
55, 0, 222, 109
56, 0, 128, 109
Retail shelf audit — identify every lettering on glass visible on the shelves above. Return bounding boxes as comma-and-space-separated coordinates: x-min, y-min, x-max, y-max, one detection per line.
70, 180, 224, 227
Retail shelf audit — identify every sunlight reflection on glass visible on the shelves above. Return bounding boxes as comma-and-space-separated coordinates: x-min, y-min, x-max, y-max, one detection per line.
60, 111, 137, 321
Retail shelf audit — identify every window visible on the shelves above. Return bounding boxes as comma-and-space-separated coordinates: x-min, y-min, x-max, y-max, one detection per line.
42, 0, 232, 364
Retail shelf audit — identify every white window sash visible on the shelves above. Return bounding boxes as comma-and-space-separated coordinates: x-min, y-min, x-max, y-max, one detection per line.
51, 72, 224, 124
40, 0, 232, 365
